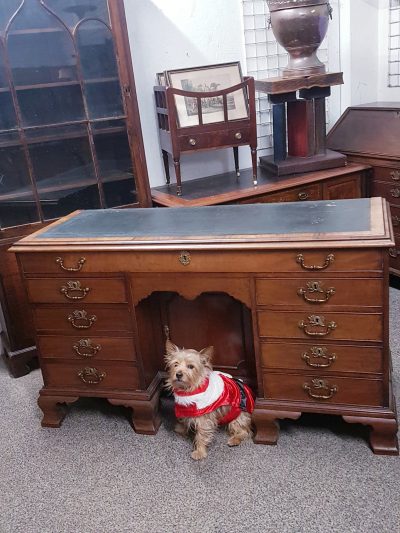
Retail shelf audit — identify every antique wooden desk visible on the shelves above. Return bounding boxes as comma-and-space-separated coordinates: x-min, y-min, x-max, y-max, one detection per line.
11, 198, 398, 454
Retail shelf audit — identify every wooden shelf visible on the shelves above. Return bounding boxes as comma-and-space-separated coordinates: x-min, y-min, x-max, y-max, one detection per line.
0, 172, 133, 203
13, 77, 119, 92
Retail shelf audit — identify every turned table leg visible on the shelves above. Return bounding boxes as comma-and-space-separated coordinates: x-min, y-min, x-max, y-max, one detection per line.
173, 158, 182, 196
252, 408, 302, 445
37, 395, 79, 428
343, 415, 399, 456
108, 392, 161, 435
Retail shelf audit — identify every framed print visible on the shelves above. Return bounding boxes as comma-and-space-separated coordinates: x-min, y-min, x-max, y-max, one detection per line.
166, 62, 248, 127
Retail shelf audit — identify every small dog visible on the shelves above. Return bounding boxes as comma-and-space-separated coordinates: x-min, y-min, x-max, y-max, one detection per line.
165, 339, 254, 460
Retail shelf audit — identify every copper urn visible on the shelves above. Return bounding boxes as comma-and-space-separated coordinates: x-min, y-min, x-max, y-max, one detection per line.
267, 0, 332, 78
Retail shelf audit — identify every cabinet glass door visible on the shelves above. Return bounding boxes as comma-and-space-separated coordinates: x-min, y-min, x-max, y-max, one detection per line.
0, 0, 145, 229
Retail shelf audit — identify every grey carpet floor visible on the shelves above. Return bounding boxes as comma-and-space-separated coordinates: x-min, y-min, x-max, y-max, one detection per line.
1, 290, 399, 533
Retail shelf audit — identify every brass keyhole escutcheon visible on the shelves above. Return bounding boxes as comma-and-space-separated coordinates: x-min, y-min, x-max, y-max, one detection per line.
179, 251, 191, 266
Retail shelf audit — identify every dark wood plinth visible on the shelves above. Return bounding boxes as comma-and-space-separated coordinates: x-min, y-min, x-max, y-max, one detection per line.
259, 149, 347, 176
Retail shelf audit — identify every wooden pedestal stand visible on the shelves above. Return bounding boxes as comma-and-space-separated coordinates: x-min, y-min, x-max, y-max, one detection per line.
256, 72, 347, 175
154, 77, 258, 196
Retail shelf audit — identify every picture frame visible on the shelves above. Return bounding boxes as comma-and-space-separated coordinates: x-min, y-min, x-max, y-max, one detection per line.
165, 62, 248, 128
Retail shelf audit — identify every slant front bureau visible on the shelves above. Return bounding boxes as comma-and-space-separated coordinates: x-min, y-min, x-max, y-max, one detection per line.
11, 198, 398, 454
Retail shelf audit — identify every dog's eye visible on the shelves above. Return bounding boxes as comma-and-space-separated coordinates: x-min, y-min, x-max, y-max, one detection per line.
187, 364, 194, 369
173, 362, 178, 367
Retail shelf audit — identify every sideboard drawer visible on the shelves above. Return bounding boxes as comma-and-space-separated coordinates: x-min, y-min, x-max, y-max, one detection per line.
257, 310, 382, 342
33, 306, 133, 334
390, 205, 400, 230
43, 362, 140, 390
37, 335, 136, 361
260, 342, 382, 374
371, 180, 400, 204
256, 278, 382, 307
262, 373, 382, 406
242, 184, 321, 204
26, 277, 127, 304
373, 166, 400, 183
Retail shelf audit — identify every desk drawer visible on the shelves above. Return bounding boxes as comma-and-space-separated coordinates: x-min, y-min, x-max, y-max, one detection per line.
37, 335, 136, 361
262, 373, 382, 406
33, 306, 133, 334
179, 127, 251, 152
241, 184, 321, 204
256, 278, 382, 307
26, 278, 127, 304
257, 310, 382, 342
260, 342, 382, 374
371, 180, 400, 205
19, 249, 383, 274
43, 361, 140, 390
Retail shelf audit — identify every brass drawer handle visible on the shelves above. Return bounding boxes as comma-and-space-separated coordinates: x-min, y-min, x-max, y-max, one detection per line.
78, 367, 106, 385
56, 257, 86, 272
179, 250, 191, 266
298, 191, 309, 201
68, 310, 97, 329
298, 315, 337, 337
60, 281, 90, 300
302, 346, 336, 368
389, 248, 399, 259
390, 170, 400, 181
235, 132, 242, 140
73, 339, 101, 358
296, 253, 335, 271
392, 215, 400, 227
297, 281, 335, 304
390, 188, 400, 198
303, 378, 338, 400
189, 138, 197, 146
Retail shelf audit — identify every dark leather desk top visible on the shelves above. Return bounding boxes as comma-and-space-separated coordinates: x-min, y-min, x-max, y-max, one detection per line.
12, 197, 393, 250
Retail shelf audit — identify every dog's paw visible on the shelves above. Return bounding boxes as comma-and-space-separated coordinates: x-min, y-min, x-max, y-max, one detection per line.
191, 448, 207, 460
227, 436, 242, 447
174, 423, 187, 436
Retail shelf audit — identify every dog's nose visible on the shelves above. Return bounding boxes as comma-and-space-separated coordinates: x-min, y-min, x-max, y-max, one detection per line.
176, 371, 183, 380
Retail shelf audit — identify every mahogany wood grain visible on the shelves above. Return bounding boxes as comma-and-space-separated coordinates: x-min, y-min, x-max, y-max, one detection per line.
262, 373, 383, 406
37, 335, 136, 362
33, 305, 133, 334
260, 342, 382, 374
255, 277, 383, 308
26, 277, 127, 304
257, 310, 383, 342
42, 361, 139, 390
19, 249, 383, 275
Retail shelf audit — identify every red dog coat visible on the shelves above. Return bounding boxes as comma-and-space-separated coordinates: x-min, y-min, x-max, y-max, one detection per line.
173, 371, 254, 425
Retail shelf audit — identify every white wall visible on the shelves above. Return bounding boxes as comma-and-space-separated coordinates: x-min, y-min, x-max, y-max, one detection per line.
124, 0, 251, 187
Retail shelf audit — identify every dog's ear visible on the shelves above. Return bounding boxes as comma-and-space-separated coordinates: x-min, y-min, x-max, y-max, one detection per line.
199, 346, 214, 368
165, 339, 180, 358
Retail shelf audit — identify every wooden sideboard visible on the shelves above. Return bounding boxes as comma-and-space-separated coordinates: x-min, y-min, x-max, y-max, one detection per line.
151, 162, 369, 207
327, 103, 400, 280
11, 198, 398, 454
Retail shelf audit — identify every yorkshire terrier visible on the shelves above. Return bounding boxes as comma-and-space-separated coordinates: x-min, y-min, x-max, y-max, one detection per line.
165, 339, 254, 460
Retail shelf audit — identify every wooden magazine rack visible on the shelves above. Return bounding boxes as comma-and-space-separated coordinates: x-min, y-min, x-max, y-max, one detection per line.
154, 77, 258, 196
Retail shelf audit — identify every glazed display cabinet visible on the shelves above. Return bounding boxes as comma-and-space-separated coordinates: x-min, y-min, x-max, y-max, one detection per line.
0, 0, 151, 376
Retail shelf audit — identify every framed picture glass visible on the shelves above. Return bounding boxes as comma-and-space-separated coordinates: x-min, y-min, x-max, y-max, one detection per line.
165, 62, 248, 127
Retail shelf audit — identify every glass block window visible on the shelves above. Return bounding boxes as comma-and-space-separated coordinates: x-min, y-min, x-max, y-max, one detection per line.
242, 0, 329, 156
389, 0, 400, 87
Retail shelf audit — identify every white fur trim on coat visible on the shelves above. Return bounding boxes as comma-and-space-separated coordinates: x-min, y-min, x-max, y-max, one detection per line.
174, 371, 232, 410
